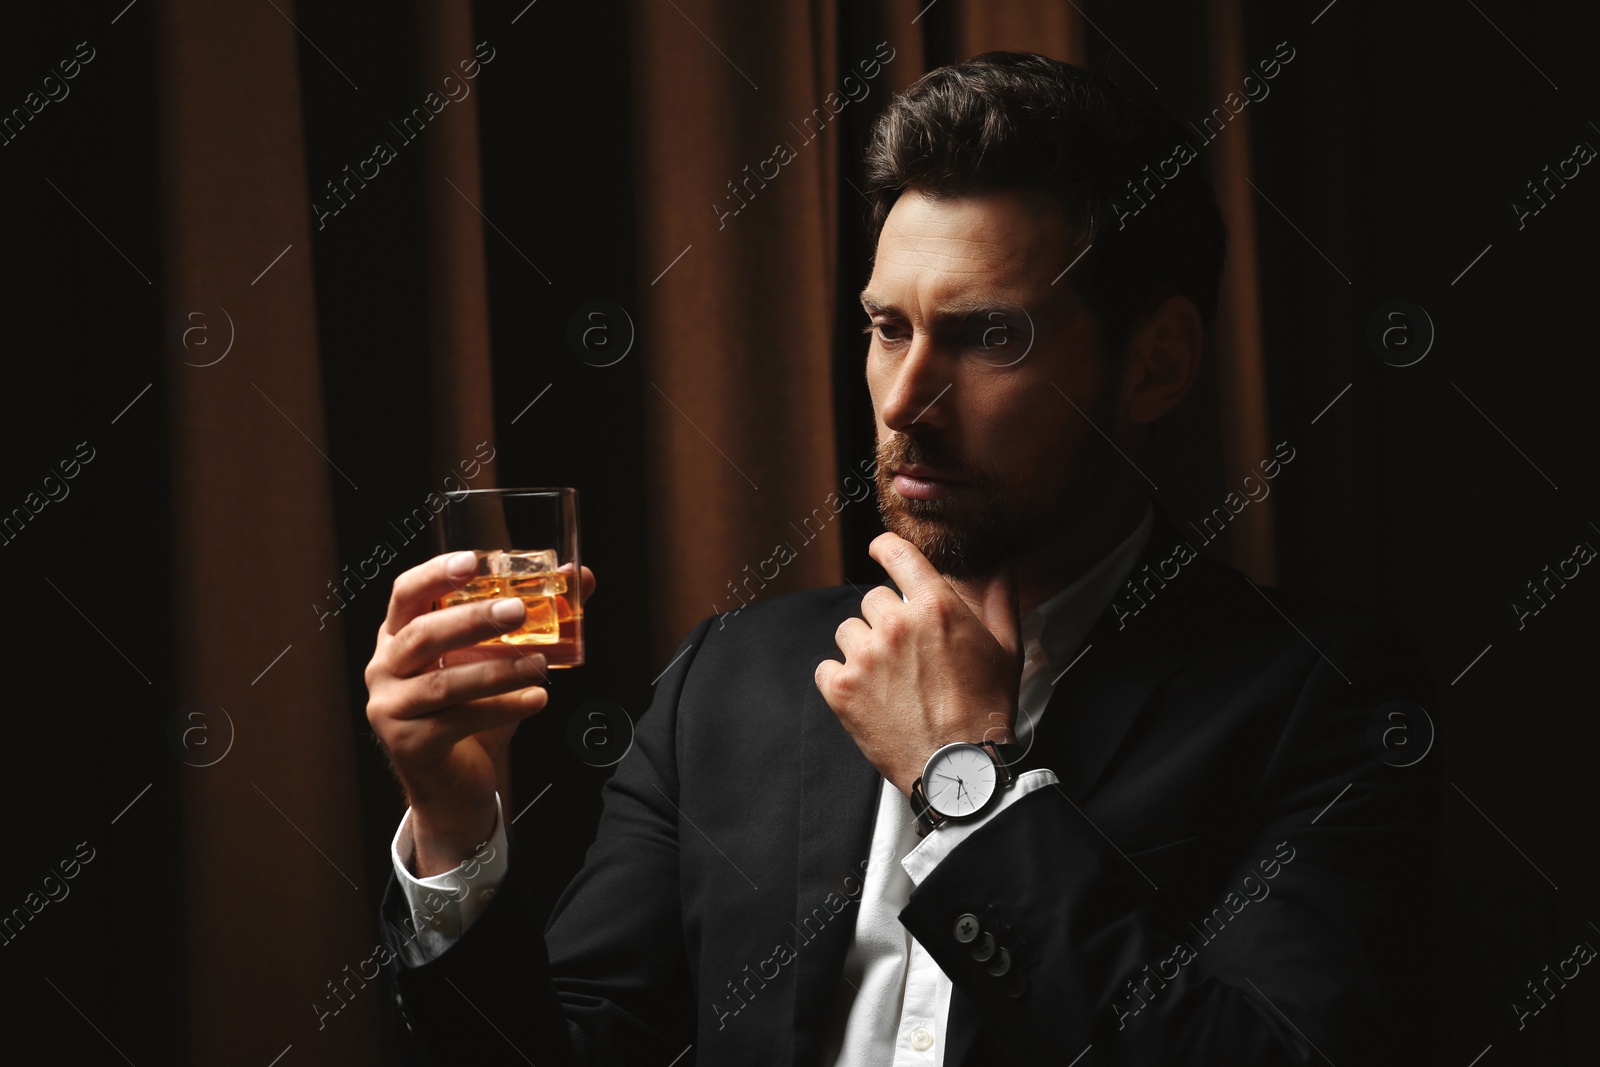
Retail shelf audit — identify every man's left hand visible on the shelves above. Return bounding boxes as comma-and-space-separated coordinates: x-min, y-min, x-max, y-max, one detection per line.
815, 532, 1023, 797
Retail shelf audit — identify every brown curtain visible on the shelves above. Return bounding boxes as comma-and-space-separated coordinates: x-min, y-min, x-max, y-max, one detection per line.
1202, 0, 1275, 584
418, 2, 499, 492
954, 0, 1086, 64
158, 0, 382, 1062
160, 1, 1272, 1061
626, 0, 849, 656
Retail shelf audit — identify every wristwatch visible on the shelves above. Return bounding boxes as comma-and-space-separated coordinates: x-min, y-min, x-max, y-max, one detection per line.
909, 739, 1027, 836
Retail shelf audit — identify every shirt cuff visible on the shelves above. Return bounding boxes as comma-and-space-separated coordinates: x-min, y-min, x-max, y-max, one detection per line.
901, 768, 1059, 886
389, 792, 511, 967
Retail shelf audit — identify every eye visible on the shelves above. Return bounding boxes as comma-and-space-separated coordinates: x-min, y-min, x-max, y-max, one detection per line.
966, 313, 1034, 366
862, 321, 907, 346
971, 314, 1015, 349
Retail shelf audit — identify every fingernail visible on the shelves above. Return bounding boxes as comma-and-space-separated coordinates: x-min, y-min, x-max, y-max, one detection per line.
491, 598, 524, 624
515, 654, 546, 676
447, 551, 478, 577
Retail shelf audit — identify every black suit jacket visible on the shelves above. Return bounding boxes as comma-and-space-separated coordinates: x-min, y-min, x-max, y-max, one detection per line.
380, 508, 1440, 1065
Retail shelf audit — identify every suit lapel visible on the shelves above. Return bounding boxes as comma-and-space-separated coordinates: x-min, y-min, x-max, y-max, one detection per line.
1028, 507, 1203, 800
944, 507, 1208, 1065
790, 623, 882, 1067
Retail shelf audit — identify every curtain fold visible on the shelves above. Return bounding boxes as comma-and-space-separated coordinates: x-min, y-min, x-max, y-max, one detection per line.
626, 0, 847, 662
418, 0, 499, 490
158, 0, 383, 1061
1202, 0, 1276, 582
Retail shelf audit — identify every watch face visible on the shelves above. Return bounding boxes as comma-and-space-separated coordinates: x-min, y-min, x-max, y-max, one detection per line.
924, 744, 998, 818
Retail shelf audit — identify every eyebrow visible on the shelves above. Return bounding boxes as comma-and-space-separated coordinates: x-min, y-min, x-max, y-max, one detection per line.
858, 289, 1032, 323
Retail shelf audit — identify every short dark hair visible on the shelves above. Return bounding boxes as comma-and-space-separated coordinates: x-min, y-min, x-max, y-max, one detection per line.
861, 51, 1226, 356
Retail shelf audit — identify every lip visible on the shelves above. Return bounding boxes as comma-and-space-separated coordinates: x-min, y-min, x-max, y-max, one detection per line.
893, 466, 967, 501
894, 465, 965, 482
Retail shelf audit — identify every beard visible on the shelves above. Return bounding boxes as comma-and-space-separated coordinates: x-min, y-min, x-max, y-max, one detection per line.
873, 422, 1116, 582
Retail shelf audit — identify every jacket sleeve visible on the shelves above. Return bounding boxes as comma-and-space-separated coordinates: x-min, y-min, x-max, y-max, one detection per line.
380, 615, 717, 1066
897, 616, 1441, 1066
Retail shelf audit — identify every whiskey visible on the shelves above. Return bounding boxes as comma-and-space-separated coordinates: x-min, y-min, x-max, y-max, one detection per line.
440, 549, 585, 666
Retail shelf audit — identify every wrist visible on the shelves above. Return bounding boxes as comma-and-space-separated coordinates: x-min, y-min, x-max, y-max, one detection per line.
409, 796, 498, 878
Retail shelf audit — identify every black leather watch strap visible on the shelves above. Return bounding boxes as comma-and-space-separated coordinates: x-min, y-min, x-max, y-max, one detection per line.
988, 740, 1028, 781
909, 777, 942, 836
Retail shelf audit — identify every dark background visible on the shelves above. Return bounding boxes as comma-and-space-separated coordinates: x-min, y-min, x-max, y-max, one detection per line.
2, 0, 1596, 1063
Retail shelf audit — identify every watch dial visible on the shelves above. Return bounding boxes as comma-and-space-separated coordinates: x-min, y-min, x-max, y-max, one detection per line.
925, 745, 997, 817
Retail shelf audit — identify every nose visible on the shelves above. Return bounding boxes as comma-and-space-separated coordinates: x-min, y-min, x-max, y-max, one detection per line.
876, 335, 951, 436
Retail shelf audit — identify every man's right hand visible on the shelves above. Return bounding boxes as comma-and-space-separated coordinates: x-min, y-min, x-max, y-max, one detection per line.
365, 550, 596, 877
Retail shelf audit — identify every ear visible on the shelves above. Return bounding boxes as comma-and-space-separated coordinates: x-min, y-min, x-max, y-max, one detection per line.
1118, 294, 1204, 426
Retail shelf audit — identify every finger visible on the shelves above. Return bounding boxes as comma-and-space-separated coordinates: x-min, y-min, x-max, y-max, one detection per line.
381, 653, 549, 720
383, 551, 483, 635
834, 616, 871, 658
553, 561, 597, 603
813, 658, 841, 703
404, 688, 550, 749
858, 585, 903, 628
437, 642, 540, 668
868, 532, 944, 604
387, 598, 530, 677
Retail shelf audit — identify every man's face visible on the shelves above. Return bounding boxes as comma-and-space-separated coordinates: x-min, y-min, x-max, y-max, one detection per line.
863, 187, 1122, 580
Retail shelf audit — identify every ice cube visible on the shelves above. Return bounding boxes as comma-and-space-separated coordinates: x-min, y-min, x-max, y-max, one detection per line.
492, 548, 558, 576
501, 550, 566, 599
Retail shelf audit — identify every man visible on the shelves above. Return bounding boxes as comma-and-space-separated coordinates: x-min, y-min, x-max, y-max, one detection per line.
365, 52, 1438, 1065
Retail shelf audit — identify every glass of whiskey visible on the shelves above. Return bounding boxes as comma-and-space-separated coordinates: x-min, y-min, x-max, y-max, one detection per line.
432, 487, 584, 668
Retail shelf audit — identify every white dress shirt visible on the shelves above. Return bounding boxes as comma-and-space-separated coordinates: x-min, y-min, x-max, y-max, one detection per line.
391, 501, 1156, 1064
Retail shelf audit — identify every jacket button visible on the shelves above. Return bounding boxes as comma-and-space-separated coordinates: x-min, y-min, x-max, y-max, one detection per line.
1001, 969, 1028, 999
985, 946, 1011, 977
970, 931, 996, 963
953, 914, 980, 943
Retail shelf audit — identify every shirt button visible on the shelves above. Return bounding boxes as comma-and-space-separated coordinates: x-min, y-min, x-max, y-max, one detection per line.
953, 914, 980, 943
426, 910, 451, 933
910, 1026, 934, 1050
479, 887, 497, 904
